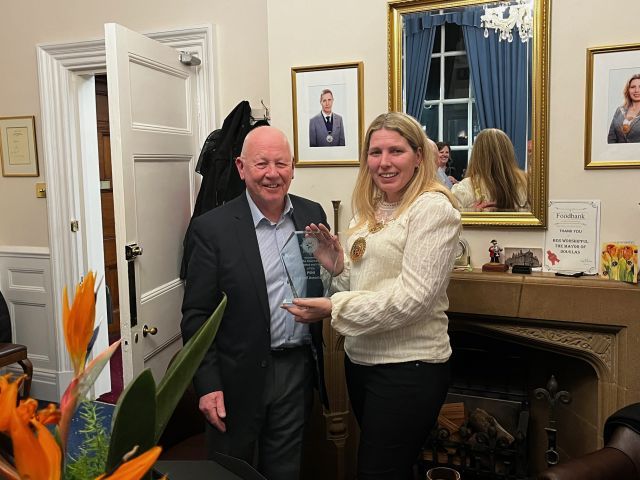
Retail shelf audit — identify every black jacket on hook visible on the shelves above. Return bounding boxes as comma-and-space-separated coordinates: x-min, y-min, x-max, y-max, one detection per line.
181, 100, 269, 278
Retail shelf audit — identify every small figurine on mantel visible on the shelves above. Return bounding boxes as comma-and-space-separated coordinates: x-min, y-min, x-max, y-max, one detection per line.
489, 239, 502, 263
483, 239, 509, 272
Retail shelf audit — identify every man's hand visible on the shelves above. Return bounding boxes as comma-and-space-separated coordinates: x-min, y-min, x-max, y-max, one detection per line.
199, 391, 227, 433
473, 200, 498, 212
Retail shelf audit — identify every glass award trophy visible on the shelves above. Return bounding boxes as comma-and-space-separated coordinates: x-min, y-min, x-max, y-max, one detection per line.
280, 231, 339, 305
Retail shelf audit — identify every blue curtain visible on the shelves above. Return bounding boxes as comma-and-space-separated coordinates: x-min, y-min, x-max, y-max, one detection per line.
404, 8, 530, 168
404, 15, 439, 120
461, 7, 530, 168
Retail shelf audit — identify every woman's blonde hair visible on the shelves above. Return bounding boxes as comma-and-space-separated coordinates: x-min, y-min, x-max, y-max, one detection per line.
350, 112, 456, 232
623, 74, 640, 109
467, 128, 528, 210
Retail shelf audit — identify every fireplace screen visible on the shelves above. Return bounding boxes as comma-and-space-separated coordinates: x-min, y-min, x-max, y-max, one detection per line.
423, 393, 529, 479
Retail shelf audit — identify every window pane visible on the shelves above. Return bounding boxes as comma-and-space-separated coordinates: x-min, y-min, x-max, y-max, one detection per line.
444, 24, 464, 52
443, 104, 469, 146
425, 59, 440, 101
448, 149, 468, 181
420, 104, 438, 140
444, 55, 470, 99
471, 104, 480, 143
432, 27, 441, 53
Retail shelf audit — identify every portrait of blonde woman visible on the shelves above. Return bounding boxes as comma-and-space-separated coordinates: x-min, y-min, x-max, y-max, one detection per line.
283, 112, 461, 480
608, 73, 640, 143
451, 128, 528, 211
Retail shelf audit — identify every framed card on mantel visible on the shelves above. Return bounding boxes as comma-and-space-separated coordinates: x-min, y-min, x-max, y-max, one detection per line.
544, 200, 601, 274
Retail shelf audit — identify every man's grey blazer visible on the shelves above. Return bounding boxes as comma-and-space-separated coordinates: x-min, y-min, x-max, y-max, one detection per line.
309, 112, 345, 147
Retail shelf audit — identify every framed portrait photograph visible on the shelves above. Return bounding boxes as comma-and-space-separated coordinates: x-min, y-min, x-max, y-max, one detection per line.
0, 116, 39, 177
585, 43, 640, 169
291, 62, 363, 167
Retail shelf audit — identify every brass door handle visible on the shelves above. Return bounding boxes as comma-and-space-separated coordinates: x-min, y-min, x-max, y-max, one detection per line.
142, 325, 158, 337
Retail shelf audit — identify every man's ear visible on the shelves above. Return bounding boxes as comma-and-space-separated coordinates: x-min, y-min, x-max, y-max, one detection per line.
291, 159, 295, 180
235, 156, 245, 180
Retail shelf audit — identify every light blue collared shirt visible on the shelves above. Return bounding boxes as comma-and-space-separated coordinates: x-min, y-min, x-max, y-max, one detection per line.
437, 167, 453, 189
245, 191, 311, 349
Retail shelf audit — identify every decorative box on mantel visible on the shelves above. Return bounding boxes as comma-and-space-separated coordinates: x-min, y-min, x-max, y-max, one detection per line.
446, 270, 640, 452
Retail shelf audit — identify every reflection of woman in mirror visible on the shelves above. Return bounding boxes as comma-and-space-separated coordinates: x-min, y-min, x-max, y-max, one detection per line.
451, 128, 528, 211
608, 74, 640, 143
435, 141, 458, 189
283, 112, 461, 479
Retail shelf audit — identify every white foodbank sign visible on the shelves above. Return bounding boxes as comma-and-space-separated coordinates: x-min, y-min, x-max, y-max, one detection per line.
544, 201, 601, 273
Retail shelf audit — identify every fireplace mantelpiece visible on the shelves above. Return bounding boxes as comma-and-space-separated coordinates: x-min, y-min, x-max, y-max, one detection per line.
447, 270, 640, 447
304, 271, 639, 478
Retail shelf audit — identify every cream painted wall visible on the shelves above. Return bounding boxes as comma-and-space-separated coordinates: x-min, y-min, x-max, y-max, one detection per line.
268, 0, 640, 268
2, 0, 640, 265
0, 0, 270, 247
266, 0, 387, 237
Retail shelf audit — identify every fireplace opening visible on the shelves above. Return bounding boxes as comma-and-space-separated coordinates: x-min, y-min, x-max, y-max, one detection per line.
421, 328, 600, 478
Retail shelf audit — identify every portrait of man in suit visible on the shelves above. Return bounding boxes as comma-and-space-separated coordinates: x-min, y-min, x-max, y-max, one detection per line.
309, 89, 346, 147
181, 126, 329, 480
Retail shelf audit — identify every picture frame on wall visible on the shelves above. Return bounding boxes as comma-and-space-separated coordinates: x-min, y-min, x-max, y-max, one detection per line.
584, 43, 640, 169
291, 62, 363, 167
0, 116, 39, 177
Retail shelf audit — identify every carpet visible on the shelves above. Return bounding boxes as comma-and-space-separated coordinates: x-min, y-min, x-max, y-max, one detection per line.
97, 338, 123, 404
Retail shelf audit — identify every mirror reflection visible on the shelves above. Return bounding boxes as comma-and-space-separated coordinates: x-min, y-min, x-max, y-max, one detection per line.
389, 0, 549, 226
450, 128, 529, 211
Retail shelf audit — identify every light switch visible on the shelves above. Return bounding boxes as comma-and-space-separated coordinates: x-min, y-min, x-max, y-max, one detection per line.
35, 182, 46, 198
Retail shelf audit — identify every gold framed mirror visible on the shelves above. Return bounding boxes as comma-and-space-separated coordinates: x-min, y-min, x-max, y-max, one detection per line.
388, 0, 550, 227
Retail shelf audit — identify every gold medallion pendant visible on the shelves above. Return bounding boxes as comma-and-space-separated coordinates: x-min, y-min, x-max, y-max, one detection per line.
350, 237, 367, 262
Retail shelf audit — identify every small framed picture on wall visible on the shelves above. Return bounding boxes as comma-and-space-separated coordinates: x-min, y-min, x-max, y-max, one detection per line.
291, 62, 364, 167
0, 116, 39, 177
585, 43, 640, 169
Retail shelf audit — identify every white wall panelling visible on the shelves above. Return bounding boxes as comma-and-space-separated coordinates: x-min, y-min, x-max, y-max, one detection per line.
0, 247, 64, 401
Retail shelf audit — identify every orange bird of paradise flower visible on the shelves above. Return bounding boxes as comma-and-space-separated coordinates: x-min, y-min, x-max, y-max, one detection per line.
0, 375, 162, 480
0, 273, 161, 480
96, 446, 164, 480
0, 374, 62, 480
62, 271, 96, 376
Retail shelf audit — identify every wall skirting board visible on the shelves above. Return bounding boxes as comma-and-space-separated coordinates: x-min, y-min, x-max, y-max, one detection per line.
0, 246, 72, 401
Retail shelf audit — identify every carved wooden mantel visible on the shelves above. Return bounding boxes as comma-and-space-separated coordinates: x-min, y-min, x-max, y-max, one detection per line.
311, 271, 639, 478
447, 270, 640, 435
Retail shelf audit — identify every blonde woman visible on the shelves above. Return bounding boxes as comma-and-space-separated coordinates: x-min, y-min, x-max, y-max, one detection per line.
452, 128, 528, 211
283, 112, 461, 479
608, 73, 640, 143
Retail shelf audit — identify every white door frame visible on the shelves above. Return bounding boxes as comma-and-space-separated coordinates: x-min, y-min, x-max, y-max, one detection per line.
36, 25, 217, 398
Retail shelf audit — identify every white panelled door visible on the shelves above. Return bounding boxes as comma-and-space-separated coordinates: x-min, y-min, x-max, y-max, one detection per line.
105, 23, 197, 384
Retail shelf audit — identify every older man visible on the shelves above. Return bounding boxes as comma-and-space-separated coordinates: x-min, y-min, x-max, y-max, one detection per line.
309, 89, 346, 147
181, 126, 329, 480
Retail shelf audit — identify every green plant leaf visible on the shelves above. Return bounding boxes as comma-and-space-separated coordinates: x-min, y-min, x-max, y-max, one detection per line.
154, 294, 226, 442
106, 369, 156, 471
